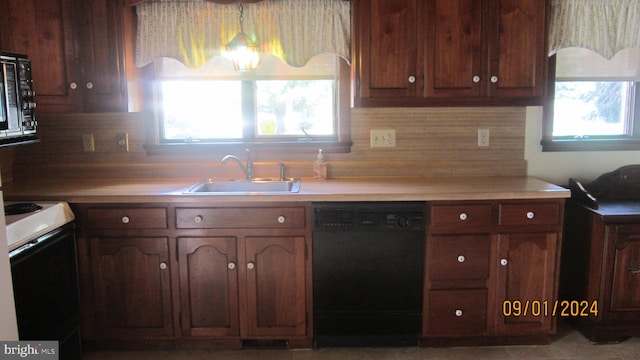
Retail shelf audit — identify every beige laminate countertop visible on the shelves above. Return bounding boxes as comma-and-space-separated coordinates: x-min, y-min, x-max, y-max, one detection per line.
3, 176, 570, 203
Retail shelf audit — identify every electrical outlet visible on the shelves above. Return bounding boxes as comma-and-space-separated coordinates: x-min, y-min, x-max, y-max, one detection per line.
370, 129, 396, 148
477, 129, 490, 147
116, 132, 129, 152
82, 134, 95, 152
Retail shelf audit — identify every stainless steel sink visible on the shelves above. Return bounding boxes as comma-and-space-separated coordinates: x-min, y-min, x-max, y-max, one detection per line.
184, 178, 301, 194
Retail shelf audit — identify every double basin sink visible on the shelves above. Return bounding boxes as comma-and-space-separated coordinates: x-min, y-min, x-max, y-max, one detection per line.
184, 178, 301, 194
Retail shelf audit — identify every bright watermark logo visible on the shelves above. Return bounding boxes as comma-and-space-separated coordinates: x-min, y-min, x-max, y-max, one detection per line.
1, 342, 58, 359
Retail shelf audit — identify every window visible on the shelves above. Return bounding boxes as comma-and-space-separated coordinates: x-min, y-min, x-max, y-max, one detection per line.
145, 54, 351, 154
542, 48, 640, 151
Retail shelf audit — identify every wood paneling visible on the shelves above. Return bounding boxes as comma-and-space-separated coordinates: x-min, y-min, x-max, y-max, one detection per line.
9, 107, 527, 180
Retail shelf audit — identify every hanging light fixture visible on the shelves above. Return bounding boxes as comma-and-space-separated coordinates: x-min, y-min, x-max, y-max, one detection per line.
226, 3, 260, 71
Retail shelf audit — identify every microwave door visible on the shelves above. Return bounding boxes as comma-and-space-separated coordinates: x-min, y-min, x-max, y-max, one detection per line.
2, 62, 20, 132
0, 65, 8, 131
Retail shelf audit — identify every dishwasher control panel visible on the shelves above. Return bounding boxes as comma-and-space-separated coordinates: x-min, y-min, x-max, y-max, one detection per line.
313, 202, 425, 231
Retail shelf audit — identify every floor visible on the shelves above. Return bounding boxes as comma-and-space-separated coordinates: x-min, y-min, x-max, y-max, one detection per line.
83, 321, 640, 360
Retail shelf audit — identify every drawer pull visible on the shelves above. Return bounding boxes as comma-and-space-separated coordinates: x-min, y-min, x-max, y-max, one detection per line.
121, 216, 130, 224
626, 261, 640, 274
194, 215, 203, 223
459, 212, 468, 221
526, 211, 535, 219
228, 262, 236, 270
500, 258, 508, 266
247, 262, 255, 270
277, 215, 286, 224
160, 262, 168, 270
455, 309, 463, 317
457, 255, 466, 263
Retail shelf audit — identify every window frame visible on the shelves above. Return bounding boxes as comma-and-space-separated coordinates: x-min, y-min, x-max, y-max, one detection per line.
542, 55, 640, 152
142, 58, 353, 155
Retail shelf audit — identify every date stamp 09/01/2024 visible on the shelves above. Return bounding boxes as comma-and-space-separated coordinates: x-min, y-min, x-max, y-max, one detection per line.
502, 300, 599, 318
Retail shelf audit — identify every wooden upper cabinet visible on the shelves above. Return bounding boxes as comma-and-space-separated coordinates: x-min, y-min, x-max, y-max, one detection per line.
0, 0, 129, 113
354, 0, 419, 100
423, 0, 483, 98
79, 0, 129, 112
488, 0, 548, 99
353, 0, 549, 106
0, 0, 81, 112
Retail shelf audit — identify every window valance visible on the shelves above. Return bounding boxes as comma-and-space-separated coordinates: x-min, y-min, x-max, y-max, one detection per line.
135, 0, 351, 69
548, 0, 640, 59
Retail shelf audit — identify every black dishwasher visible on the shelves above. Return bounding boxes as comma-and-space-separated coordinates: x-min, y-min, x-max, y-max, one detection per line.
312, 202, 425, 347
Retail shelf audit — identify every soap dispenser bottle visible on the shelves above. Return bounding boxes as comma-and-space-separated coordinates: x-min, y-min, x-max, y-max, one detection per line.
314, 149, 327, 180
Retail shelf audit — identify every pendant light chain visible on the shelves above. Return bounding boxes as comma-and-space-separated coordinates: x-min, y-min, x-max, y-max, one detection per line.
238, 3, 245, 33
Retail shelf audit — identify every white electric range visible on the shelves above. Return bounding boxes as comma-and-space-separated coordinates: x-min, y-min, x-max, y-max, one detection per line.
5, 201, 75, 252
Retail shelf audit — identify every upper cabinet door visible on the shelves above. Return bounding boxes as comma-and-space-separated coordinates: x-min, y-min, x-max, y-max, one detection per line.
488, 0, 548, 99
353, 0, 419, 104
423, 0, 483, 98
79, 0, 128, 112
0, 0, 82, 112
0, 0, 130, 113
353, 0, 549, 107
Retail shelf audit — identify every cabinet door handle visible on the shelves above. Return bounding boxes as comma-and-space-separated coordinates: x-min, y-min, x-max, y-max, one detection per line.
500, 258, 508, 266
160, 262, 168, 270
228, 262, 236, 270
457, 255, 466, 263
626, 261, 640, 274
247, 262, 255, 270
86, 82, 94, 90
69, 82, 78, 90
455, 309, 463, 317
408, 75, 416, 84
277, 215, 286, 224
121, 216, 130, 224
459, 212, 468, 221
490, 76, 499, 84
472, 76, 481, 83
526, 211, 535, 219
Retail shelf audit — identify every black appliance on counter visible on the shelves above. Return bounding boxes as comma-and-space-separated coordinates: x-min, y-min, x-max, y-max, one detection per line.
312, 202, 426, 347
7, 202, 80, 359
0, 52, 38, 147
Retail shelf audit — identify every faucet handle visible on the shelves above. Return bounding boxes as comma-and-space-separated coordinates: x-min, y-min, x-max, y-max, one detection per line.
278, 162, 285, 181
244, 149, 253, 179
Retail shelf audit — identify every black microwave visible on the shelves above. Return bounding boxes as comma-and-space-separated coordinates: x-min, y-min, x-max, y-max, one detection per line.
0, 52, 38, 147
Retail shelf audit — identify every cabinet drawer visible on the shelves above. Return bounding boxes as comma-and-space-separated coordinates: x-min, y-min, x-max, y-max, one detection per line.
87, 208, 168, 229
427, 289, 487, 335
431, 204, 492, 227
176, 207, 306, 229
499, 203, 560, 226
429, 234, 491, 280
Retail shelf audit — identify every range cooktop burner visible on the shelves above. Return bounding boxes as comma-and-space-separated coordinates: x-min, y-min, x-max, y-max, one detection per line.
4, 202, 43, 215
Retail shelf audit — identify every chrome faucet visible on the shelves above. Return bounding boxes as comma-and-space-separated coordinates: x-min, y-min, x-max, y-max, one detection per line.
221, 149, 254, 180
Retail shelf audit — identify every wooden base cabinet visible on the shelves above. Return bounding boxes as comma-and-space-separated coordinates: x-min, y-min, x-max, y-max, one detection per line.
73, 203, 312, 350
178, 235, 308, 340
422, 199, 564, 346
89, 237, 174, 339
178, 237, 240, 338
561, 201, 640, 343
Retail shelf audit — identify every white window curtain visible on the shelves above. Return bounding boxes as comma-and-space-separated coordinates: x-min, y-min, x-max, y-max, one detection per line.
135, 0, 351, 69
548, 0, 640, 59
